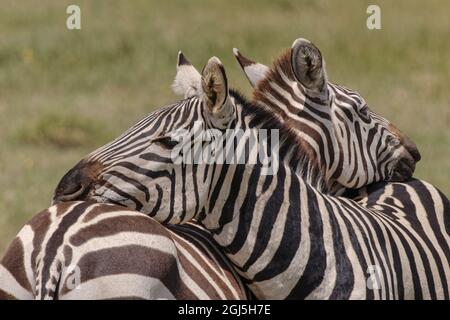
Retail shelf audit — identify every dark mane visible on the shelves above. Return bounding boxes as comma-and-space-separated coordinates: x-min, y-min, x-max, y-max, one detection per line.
252, 48, 296, 102
229, 88, 327, 192
245, 48, 322, 168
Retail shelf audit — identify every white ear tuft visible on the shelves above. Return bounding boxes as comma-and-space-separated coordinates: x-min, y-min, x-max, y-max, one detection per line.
171, 51, 202, 99
233, 48, 270, 88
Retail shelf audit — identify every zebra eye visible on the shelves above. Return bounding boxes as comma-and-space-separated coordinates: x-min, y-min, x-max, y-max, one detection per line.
389, 138, 399, 147
386, 136, 399, 147
152, 136, 179, 149
359, 105, 369, 116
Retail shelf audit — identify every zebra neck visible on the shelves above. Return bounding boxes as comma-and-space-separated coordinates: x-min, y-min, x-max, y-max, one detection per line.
200, 162, 327, 298
229, 90, 329, 192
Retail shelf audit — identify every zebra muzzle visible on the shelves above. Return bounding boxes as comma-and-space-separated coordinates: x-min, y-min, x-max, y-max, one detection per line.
391, 155, 416, 182
52, 160, 103, 204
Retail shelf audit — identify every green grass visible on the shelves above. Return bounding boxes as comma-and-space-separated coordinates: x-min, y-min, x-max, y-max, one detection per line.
0, 0, 449, 254
17, 112, 111, 148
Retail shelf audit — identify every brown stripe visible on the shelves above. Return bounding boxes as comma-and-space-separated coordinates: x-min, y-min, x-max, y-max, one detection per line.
0, 288, 17, 300
234, 49, 255, 68
60, 245, 196, 299
82, 203, 131, 223
172, 227, 243, 299
70, 214, 167, 247
56, 201, 78, 217
172, 236, 224, 299
0, 237, 32, 293
40, 202, 92, 298
27, 208, 52, 296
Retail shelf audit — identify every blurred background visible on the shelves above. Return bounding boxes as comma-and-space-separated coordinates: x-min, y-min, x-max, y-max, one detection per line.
0, 0, 449, 254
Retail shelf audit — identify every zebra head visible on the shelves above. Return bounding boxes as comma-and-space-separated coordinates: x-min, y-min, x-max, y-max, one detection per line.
233, 38, 421, 191
53, 56, 238, 222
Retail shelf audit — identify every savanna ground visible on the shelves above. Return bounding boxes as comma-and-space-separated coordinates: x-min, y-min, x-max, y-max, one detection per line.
0, 0, 449, 255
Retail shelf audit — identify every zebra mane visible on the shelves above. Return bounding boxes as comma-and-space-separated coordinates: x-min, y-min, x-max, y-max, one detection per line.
229, 88, 328, 193
252, 49, 295, 101
241, 48, 334, 192
252, 48, 330, 104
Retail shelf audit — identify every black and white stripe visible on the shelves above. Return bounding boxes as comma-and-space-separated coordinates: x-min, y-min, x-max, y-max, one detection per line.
49, 48, 449, 299
235, 39, 421, 193
0, 201, 249, 299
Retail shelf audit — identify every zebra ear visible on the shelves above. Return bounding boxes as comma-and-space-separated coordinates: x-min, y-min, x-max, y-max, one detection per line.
172, 51, 202, 98
202, 57, 229, 117
291, 38, 327, 93
233, 48, 270, 88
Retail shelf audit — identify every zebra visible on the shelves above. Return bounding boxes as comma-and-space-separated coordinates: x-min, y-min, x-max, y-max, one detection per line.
231, 43, 449, 228
49, 39, 449, 299
0, 48, 436, 299
52, 43, 419, 205
0, 48, 426, 300
179, 46, 450, 299
0, 53, 254, 300
0, 201, 249, 299
236, 39, 422, 194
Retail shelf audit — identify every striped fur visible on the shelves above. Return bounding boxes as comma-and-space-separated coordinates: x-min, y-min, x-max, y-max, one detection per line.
50, 51, 449, 299
235, 39, 421, 193
0, 201, 249, 299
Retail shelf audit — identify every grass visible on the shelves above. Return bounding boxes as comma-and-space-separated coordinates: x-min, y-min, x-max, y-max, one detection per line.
17, 112, 111, 148
0, 0, 449, 254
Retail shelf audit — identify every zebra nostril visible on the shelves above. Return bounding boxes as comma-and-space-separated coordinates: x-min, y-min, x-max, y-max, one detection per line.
52, 183, 86, 204
402, 137, 421, 163
409, 148, 421, 163
52, 161, 99, 204
391, 154, 416, 182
